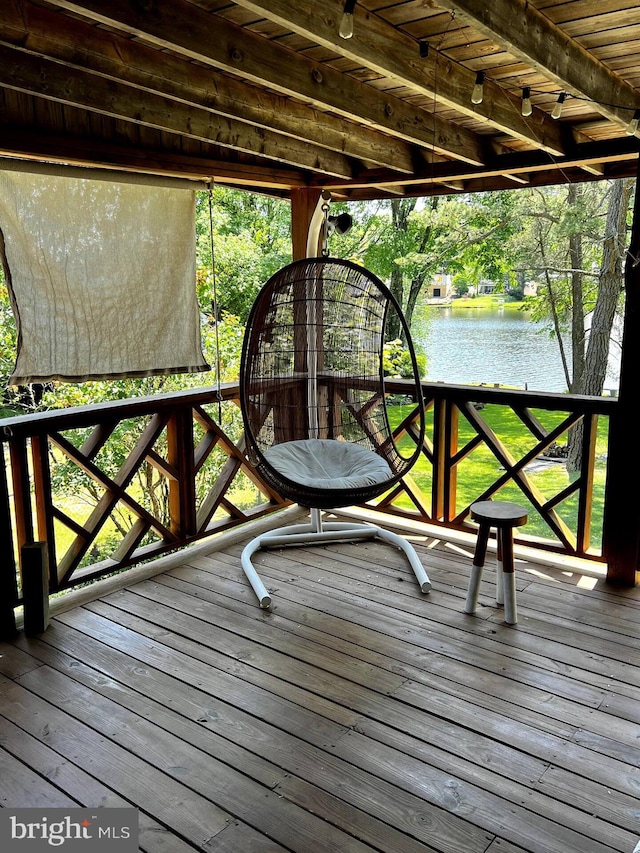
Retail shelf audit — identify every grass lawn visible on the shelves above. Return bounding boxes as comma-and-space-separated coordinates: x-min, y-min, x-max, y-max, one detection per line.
448, 295, 528, 310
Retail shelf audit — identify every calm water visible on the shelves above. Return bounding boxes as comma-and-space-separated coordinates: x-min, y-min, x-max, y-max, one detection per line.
417, 306, 572, 392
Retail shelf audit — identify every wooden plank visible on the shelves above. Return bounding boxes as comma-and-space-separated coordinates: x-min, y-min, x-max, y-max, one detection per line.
0, 713, 223, 853
70, 575, 640, 802
436, 0, 640, 131
0, 42, 356, 179
0, 0, 416, 173
11, 664, 432, 853
0, 745, 79, 808
233, 0, 567, 155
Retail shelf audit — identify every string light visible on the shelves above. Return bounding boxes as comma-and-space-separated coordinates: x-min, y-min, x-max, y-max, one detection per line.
521, 87, 532, 117
551, 92, 566, 119
626, 109, 640, 135
409, 35, 640, 131
339, 0, 356, 39
471, 71, 484, 105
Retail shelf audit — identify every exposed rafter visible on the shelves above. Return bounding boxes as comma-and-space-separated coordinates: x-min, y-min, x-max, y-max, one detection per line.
45, 0, 486, 166
0, 0, 638, 197
0, 0, 415, 174
0, 43, 358, 178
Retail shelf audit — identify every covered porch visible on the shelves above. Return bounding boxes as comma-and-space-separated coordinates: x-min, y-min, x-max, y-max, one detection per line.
1, 510, 638, 852
2, 3, 640, 850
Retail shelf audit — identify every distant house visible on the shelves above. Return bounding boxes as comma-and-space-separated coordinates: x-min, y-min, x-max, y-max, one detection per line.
425, 273, 453, 302
477, 278, 497, 295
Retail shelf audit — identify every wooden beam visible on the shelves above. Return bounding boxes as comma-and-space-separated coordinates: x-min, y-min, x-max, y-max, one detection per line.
232, 0, 567, 157
0, 0, 414, 174
318, 137, 640, 192
0, 44, 355, 178
0, 131, 307, 191
437, 0, 640, 135
49, 0, 486, 165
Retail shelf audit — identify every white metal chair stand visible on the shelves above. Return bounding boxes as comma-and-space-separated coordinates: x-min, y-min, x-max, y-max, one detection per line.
241, 507, 431, 608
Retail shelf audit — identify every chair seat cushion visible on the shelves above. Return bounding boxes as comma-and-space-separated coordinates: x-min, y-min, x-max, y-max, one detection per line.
264, 439, 392, 491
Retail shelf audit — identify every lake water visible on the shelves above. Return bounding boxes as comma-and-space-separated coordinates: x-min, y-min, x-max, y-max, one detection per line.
416, 305, 573, 392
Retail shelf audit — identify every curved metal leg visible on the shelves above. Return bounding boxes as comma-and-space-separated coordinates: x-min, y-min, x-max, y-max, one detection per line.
373, 526, 431, 593
240, 518, 431, 607
240, 536, 272, 609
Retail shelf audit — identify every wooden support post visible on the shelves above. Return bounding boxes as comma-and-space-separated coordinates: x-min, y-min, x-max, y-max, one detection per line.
290, 188, 324, 260
0, 446, 18, 639
22, 542, 50, 636
432, 397, 447, 521
602, 172, 640, 585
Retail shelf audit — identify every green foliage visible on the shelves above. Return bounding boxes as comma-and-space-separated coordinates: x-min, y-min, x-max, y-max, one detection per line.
383, 339, 426, 379
196, 188, 291, 322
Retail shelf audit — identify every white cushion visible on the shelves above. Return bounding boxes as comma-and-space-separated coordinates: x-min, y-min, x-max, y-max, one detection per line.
263, 439, 392, 490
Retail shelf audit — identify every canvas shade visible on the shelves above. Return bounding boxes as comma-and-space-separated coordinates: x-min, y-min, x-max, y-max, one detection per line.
0, 170, 208, 384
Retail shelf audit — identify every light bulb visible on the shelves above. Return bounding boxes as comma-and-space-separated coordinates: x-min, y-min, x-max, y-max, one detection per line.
521, 87, 532, 117
552, 92, 566, 119
339, 1, 356, 39
626, 109, 640, 135
471, 71, 484, 105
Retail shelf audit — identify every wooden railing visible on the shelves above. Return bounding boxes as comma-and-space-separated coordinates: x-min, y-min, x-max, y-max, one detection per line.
0, 380, 617, 636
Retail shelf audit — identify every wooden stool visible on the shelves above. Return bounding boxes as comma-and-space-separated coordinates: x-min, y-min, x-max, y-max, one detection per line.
465, 500, 528, 625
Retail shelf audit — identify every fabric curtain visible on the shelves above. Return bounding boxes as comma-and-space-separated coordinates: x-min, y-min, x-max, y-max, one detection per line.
0, 170, 209, 384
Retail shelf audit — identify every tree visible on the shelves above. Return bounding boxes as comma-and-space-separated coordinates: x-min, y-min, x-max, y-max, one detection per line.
196, 188, 291, 322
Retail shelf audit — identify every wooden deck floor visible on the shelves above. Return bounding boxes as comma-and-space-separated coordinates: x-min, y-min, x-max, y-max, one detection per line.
1, 513, 639, 853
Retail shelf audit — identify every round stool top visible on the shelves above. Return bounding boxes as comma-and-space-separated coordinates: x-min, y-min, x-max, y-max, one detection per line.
470, 500, 528, 528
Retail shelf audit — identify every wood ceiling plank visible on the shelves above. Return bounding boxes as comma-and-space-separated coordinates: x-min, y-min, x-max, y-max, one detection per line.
47, 0, 486, 165
231, 0, 568, 156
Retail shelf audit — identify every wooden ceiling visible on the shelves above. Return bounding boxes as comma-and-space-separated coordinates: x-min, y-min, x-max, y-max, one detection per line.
1, 0, 640, 199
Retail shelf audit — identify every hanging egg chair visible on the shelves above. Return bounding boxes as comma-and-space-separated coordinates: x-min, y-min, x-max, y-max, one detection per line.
239, 256, 430, 607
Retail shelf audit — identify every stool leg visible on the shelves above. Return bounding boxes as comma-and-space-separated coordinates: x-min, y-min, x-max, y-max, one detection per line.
495, 531, 504, 605
500, 530, 518, 625
465, 523, 489, 614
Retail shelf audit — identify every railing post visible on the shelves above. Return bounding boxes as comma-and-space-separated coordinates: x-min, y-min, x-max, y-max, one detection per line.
432, 397, 447, 521
167, 407, 197, 538
0, 444, 18, 639
576, 413, 597, 556
30, 434, 57, 588
444, 401, 459, 522
22, 542, 50, 635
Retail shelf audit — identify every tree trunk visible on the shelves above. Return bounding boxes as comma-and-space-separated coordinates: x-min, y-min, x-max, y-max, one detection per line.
568, 184, 586, 395
567, 178, 633, 472
583, 178, 632, 395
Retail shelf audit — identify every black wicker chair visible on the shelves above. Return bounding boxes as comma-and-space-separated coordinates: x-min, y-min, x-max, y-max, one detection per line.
239, 257, 430, 607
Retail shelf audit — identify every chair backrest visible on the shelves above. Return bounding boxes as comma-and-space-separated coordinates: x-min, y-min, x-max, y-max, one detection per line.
240, 257, 425, 503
